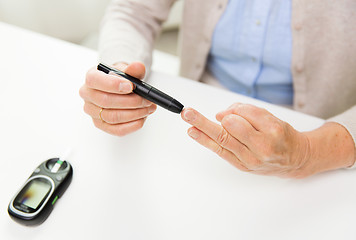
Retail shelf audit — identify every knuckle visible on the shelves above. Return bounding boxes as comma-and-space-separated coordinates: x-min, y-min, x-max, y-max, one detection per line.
269, 122, 284, 137
260, 147, 274, 162
216, 129, 230, 146
256, 141, 274, 162
261, 154, 273, 163
217, 130, 229, 145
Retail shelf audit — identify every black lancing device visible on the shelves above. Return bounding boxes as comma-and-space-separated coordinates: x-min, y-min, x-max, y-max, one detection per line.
97, 63, 184, 114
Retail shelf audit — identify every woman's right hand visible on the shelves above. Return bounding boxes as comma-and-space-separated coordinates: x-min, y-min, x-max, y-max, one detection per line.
79, 62, 157, 136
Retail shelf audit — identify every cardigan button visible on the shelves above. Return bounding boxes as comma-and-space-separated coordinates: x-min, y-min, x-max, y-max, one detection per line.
294, 22, 302, 31
297, 101, 305, 108
295, 64, 304, 73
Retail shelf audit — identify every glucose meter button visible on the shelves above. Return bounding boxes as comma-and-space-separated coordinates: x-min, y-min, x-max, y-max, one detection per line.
56, 175, 63, 181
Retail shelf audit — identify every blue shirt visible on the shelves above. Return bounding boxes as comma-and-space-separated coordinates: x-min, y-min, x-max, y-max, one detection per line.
208, 0, 293, 105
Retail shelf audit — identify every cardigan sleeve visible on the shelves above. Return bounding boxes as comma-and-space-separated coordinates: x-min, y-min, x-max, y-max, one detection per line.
327, 105, 356, 168
98, 0, 176, 76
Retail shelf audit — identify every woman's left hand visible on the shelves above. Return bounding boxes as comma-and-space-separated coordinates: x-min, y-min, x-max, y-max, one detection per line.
181, 103, 315, 178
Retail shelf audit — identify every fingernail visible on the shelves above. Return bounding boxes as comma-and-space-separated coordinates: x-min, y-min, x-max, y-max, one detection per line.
119, 82, 132, 93
183, 109, 196, 122
188, 128, 200, 139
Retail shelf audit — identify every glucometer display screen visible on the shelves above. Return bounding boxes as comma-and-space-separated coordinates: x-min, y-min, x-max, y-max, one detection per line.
16, 179, 51, 210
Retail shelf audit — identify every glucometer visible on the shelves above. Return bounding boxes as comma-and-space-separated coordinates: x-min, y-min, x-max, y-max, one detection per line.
8, 158, 73, 226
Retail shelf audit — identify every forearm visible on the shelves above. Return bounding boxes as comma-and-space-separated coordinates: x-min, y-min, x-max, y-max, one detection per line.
303, 122, 356, 176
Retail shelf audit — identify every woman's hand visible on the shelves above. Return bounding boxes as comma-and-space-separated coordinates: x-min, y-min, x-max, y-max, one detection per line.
79, 62, 157, 136
181, 103, 355, 178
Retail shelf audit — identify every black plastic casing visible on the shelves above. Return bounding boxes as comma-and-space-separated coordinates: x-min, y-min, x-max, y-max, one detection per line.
97, 63, 184, 113
8, 158, 73, 226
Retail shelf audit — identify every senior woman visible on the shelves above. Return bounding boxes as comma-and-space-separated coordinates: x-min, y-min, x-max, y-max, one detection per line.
79, 0, 356, 178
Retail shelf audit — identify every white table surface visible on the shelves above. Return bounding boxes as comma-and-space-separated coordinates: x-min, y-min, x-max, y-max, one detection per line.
1, 22, 356, 240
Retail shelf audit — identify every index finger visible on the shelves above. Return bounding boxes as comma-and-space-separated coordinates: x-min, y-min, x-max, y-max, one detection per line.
181, 108, 245, 150
85, 67, 134, 94
181, 108, 253, 166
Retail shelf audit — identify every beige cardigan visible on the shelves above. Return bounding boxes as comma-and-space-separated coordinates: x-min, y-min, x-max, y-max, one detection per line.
99, 0, 356, 156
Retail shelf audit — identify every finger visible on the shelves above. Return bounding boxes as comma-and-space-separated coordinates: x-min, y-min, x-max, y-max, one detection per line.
85, 67, 134, 94
181, 108, 256, 167
182, 107, 229, 144
216, 103, 273, 131
92, 118, 147, 137
187, 127, 250, 172
83, 102, 157, 124
216, 103, 247, 121
220, 114, 260, 151
80, 85, 152, 109
182, 108, 243, 149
